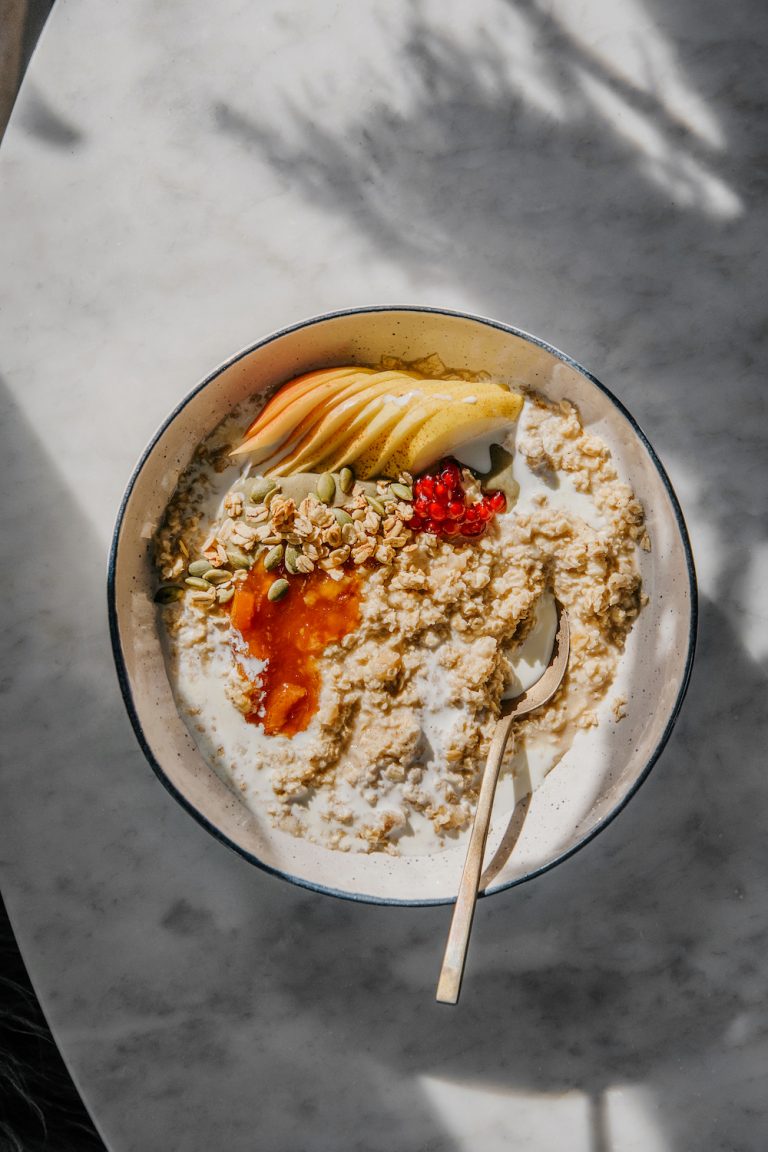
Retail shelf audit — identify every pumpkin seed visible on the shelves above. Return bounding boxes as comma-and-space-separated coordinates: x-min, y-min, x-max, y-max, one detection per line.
390, 482, 413, 502
333, 508, 354, 527
367, 496, 385, 516
264, 544, 284, 571
317, 472, 336, 504
203, 568, 232, 584
267, 578, 290, 602
284, 544, 301, 574
185, 576, 212, 590
339, 466, 355, 494
250, 477, 278, 504
154, 585, 183, 604
217, 587, 235, 605
226, 547, 252, 570
188, 559, 211, 577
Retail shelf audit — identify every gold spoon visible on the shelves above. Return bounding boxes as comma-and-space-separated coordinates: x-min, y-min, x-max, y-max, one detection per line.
436, 601, 570, 1005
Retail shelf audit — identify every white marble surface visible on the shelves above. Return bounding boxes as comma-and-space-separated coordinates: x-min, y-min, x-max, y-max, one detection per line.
0, 1, 766, 1149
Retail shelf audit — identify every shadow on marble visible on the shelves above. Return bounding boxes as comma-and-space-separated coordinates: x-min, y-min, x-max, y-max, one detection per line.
13, 83, 84, 147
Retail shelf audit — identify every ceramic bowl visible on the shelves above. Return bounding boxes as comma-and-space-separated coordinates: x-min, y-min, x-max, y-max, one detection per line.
108, 306, 696, 904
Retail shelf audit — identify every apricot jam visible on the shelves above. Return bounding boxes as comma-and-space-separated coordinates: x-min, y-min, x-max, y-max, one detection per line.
229, 562, 362, 737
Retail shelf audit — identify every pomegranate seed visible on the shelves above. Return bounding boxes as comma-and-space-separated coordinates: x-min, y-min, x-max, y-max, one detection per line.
409, 459, 506, 545
441, 461, 461, 489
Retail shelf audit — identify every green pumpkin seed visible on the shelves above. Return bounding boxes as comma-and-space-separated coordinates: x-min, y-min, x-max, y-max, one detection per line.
154, 585, 183, 604
317, 472, 336, 505
188, 559, 211, 577
333, 508, 354, 527
390, 482, 413, 502
267, 578, 290, 602
367, 496, 385, 516
226, 547, 252, 570
203, 568, 232, 585
217, 587, 235, 605
264, 544, 284, 571
284, 545, 301, 574
339, 466, 355, 494
185, 576, 212, 590
250, 477, 278, 504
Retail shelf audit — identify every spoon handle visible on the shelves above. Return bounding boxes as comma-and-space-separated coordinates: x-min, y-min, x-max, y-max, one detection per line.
436, 712, 516, 1005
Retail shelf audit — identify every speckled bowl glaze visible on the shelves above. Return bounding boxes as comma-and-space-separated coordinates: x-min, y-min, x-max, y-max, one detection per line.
108, 306, 696, 904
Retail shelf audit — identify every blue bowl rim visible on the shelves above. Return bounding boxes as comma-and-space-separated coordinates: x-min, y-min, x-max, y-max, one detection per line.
107, 304, 698, 906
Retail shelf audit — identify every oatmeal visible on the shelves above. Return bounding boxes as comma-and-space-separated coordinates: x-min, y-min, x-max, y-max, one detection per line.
154, 362, 646, 856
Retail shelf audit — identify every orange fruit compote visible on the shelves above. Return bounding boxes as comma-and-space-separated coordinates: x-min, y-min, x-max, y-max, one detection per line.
229, 560, 362, 737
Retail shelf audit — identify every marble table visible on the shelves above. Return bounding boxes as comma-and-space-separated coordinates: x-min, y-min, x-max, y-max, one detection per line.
1, 1, 766, 1149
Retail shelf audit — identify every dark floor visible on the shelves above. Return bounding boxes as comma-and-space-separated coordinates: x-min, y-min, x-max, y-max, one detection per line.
0, 897, 106, 1152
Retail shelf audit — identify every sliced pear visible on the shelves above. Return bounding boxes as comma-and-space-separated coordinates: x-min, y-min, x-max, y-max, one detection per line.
304, 377, 433, 475
265, 371, 420, 475
232, 368, 374, 458
239, 368, 354, 441
355, 381, 485, 478
389, 387, 523, 476
233, 370, 369, 462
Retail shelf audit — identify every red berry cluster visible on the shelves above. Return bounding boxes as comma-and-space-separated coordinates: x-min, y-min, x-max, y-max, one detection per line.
408, 459, 506, 539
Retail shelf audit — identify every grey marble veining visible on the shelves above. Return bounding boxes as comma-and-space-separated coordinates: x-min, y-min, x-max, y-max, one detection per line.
0, 1, 766, 1149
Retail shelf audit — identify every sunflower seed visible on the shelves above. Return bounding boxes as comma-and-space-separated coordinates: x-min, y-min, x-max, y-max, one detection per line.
339, 466, 355, 494
284, 544, 301, 574
267, 578, 290, 602
264, 544, 284, 571
203, 568, 231, 584
250, 477, 278, 504
317, 472, 336, 505
185, 576, 212, 590
226, 546, 252, 570
188, 559, 211, 577
154, 585, 183, 604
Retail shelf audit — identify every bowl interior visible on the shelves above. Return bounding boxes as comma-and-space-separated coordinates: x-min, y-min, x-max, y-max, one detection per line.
110, 307, 695, 904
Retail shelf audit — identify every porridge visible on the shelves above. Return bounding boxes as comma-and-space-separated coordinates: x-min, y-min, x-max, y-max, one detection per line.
154, 357, 648, 855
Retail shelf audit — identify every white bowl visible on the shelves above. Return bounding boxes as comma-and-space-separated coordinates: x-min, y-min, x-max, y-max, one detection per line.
108, 306, 696, 904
